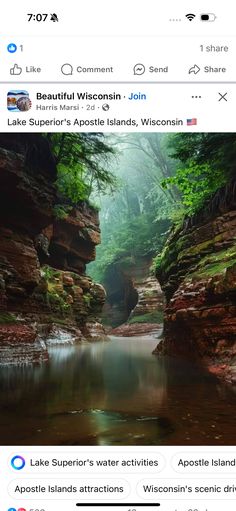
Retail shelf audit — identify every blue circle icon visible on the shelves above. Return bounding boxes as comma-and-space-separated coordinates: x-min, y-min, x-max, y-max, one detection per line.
8, 508, 17, 511
7, 43, 17, 53
11, 455, 26, 470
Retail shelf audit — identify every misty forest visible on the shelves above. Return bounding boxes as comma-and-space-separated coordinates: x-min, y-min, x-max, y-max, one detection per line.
0, 132, 236, 445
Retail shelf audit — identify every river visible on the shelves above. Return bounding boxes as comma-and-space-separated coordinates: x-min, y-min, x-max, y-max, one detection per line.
0, 335, 236, 445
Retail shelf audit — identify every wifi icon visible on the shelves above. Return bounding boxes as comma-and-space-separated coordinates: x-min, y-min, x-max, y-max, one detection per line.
186, 13, 196, 21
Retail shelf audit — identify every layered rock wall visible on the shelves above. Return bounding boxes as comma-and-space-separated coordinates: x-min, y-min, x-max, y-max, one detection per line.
129, 274, 163, 322
0, 136, 106, 359
155, 194, 236, 383
103, 255, 163, 332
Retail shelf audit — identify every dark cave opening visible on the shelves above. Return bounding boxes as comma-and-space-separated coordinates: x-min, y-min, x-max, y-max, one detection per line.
102, 264, 139, 327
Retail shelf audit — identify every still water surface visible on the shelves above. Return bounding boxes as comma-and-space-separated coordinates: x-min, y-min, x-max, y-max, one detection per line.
0, 335, 236, 445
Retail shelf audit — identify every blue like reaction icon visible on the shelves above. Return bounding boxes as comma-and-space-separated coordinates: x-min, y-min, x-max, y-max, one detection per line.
7, 43, 17, 53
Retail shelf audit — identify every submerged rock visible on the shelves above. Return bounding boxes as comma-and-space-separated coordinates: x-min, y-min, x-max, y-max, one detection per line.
0, 338, 48, 365
81, 321, 109, 341
110, 322, 161, 337
40, 323, 85, 345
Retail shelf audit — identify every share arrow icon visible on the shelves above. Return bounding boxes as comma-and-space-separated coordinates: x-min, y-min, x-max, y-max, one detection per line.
189, 64, 201, 74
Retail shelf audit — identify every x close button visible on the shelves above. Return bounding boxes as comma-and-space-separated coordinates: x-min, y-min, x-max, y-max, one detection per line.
218, 92, 228, 101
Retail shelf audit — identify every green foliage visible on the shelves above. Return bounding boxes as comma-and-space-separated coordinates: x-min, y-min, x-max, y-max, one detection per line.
53, 204, 72, 220
128, 311, 163, 324
162, 163, 227, 216
40, 266, 71, 314
153, 133, 236, 286
88, 133, 175, 283
83, 293, 91, 306
89, 216, 170, 283
88, 132, 236, 290
168, 133, 236, 178
157, 133, 236, 218
49, 133, 117, 204
0, 312, 17, 324
41, 266, 59, 281
57, 164, 89, 203
167, 206, 186, 226
151, 254, 162, 274
47, 291, 71, 313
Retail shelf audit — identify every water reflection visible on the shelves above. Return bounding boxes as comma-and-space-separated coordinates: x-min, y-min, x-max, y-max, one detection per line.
0, 336, 236, 445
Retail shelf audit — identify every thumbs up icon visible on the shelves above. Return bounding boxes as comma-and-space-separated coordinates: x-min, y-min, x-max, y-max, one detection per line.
10, 64, 22, 75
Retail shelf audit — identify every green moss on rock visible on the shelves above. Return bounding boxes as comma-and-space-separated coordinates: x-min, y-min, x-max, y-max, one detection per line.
191, 246, 236, 280
0, 312, 18, 324
128, 311, 163, 324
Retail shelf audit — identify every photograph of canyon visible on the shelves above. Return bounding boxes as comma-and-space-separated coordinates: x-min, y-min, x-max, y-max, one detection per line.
0, 132, 236, 446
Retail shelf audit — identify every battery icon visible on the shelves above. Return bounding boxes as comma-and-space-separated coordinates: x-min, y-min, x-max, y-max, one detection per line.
200, 13, 217, 21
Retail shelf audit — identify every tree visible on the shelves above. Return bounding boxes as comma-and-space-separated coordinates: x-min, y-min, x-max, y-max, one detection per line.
46, 133, 117, 203
168, 133, 236, 177
88, 133, 174, 283
161, 133, 233, 216
111, 133, 180, 202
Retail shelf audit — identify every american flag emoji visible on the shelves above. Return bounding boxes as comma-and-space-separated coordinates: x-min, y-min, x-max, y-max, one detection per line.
187, 118, 197, 126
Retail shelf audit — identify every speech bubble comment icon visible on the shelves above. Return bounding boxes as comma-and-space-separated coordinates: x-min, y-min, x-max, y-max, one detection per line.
61, 63, 73, 75
133, 63, 145, 75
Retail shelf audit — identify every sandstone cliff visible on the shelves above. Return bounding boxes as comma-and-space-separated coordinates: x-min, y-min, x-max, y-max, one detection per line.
0, 135, 106, 363
155, 181, 236, 383
103, 255, 163, 335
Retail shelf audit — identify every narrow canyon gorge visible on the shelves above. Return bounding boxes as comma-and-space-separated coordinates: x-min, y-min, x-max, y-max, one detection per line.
1, 132, 236, 446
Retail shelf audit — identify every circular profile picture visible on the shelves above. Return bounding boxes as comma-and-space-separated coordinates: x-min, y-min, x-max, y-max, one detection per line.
16, 96, 32, 111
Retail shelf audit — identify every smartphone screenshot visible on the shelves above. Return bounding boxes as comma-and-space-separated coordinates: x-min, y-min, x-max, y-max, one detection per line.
0, 1, 236, 510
